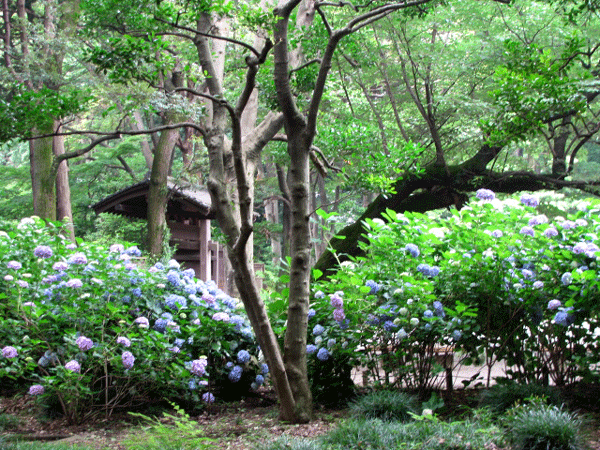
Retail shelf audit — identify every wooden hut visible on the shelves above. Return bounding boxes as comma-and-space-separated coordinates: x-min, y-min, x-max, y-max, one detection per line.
91, 180, 229, 290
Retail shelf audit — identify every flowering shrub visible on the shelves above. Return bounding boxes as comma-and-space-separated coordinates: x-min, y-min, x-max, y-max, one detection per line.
307, 191, 600, 399
0, 217, 267, 423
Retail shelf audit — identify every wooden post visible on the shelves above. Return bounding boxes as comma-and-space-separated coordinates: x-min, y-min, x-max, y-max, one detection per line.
198, 220, 211, 281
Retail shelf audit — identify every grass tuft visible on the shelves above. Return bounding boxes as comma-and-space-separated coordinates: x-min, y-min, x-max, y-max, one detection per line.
504, 402, 588, 450
479, 382, 563, 415
349, 390, 418, 422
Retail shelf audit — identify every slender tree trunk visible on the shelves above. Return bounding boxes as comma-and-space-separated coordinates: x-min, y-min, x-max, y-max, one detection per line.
54, 121, 75, 240
282, 134, 313, 422
147, 102, 181, 257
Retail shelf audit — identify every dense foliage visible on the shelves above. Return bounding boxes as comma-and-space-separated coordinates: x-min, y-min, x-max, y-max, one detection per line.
0, 218, 267, 423
299, 190, 600, 400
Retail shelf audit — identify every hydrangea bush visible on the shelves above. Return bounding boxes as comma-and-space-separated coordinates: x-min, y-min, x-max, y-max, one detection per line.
305, 190, 600, 399
0, 217, 267, 423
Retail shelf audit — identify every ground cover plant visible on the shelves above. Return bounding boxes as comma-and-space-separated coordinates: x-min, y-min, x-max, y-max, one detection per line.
0, 217, 268, 423
297, 190, 600, 400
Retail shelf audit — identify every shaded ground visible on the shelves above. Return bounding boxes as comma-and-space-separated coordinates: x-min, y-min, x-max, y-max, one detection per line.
1, 385, 599, 450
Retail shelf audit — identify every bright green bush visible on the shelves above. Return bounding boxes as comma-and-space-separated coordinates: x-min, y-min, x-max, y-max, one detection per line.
0, 217, 268, 423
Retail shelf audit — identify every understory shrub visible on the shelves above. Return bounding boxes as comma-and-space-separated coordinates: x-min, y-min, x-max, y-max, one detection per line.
504, 401, 588, 450
0, 217, 268, 423
479, 381, 563, 415
302, 191, 600, 398
349, 390, 418, 422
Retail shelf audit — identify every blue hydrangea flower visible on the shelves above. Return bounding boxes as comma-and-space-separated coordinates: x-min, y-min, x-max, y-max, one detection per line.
404, 243, 420, 258
166, 270, 181, 287
312, 324, 325, 336
365, 280, 380, 294
153, 319, 168, 333
306, 344, 317, 354
316, 348, 330, 361
237, 350, 251, 364
165, 294, 187, 310
228, 365, 243, 383
125, 246, 142, 257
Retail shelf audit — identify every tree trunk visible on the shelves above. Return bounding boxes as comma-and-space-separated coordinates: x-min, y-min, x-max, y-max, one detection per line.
282, 134, 313, 422
29, 124, 56, 221
147, 106, 181, 257
54, 122, 75, 241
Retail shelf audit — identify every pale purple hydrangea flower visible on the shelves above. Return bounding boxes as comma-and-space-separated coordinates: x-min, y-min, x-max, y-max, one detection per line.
2, 346, 18, 358
134, 317, 149, 328
190, 358, 208, 376
202, 392, 215, 403
520, 193, 539, 207
68, 252, 88, 265
52, 261, 69, 271
116, 336, 131, 347
122, 351, 135, 369
7, 261, 22, 270
560, 220, 577, 230
528, 215, 548, 226
330, 293, 343, 309
109, 244, 125, 253
212, 312, 230, 322
519, 226, 534, 237
65, 360, 81, 373
66, 278, 83, 288
29, 384, 44, 395
548, 299, 561, 310
561, 272, 572, 285
75, 336, 93, 351
476, 188, 495, 201
333, 308, 346, 322
34, 245, 53, 259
